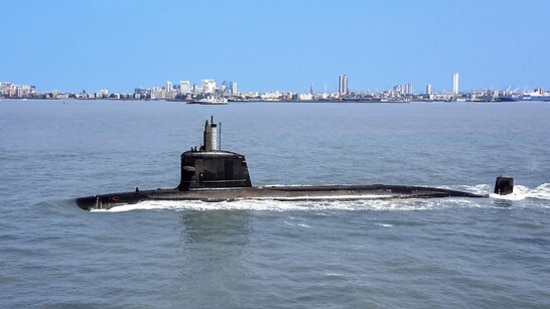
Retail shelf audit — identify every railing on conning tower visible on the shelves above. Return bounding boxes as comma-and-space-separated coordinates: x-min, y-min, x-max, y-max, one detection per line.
203, 116, 221, 152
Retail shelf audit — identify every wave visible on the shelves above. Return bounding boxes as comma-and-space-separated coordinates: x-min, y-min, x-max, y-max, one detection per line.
88, 193, 477, 213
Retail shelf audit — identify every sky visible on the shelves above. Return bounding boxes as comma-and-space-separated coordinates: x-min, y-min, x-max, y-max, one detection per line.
1, 0, 549, 94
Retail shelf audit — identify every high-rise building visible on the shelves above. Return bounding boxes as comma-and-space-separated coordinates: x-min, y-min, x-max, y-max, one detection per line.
426, 84, 432, 95
452, 73, 459, 94
406, 83, 412, 95
201, 79, 216, 94
231, 81, 238, 95
393, 85, 403, 96
338, 74, 348, 96
179, 81, 190, 94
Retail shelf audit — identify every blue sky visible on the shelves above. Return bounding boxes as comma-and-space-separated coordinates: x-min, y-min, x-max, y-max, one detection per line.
2, 0, 549, 93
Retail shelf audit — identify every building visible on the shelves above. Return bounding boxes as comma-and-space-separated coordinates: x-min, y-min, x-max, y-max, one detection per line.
406, 83, 412, 95
338, 74, 348, 96
179, 81, 190, 94
97, 89, 109, 99
231, 81, 238, 95
426, 84, 432, 95
201, 79, 216, 94
298, 93, 314, 101
452, 73, 459, 94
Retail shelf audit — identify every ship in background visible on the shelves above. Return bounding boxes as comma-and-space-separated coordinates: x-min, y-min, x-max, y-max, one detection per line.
188, 95, 229, 105
497, 87, 550, 102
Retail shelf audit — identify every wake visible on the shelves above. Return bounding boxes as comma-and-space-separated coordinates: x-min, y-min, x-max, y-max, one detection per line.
89, 183, 550, 213
489, 183, 550, 201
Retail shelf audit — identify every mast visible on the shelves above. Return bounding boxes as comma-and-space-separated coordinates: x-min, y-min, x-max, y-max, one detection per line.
203, 116, 219, 152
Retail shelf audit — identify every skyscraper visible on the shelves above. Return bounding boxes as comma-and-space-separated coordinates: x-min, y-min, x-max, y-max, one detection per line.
179, 81, 190, 94
338, 74, 348, 96
231, 81, 238, 95
406, 83, 412, 95
452, 73, 459, 94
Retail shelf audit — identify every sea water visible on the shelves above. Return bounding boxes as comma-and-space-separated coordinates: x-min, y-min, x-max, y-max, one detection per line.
1, 100, 549, 308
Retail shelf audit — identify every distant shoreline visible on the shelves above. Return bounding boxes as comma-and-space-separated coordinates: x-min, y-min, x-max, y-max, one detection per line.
2, 97, 548, 104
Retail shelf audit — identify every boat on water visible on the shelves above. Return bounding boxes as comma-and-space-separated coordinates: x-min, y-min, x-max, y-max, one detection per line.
75, 117, 514, 211
497, 94, 550, 102
188, 96, 228, 105
497, 88, 550, 102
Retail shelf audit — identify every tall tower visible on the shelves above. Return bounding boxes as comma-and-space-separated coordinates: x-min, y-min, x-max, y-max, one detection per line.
426, 84, 432, 95
231, 81, 238, 95
338, 74, 348, 96
406, 83, 412, 95
452, 73, 459, 94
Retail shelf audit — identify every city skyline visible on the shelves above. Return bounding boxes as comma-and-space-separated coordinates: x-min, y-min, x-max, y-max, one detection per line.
0, 72, 483, 98
5, 71, 550, 104
0, 72, 545, 97
1, 0, 549, 93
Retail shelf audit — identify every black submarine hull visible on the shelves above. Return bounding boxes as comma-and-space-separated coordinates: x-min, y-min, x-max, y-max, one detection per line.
76, 184, 487, 211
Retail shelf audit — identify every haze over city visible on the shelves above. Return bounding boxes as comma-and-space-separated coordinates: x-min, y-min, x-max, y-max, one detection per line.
1, 0, 549, 94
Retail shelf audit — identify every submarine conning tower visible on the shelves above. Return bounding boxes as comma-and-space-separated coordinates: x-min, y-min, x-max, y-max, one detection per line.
178, 117, 252, 191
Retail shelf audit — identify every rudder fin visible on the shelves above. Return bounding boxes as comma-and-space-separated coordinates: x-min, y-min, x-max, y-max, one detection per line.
494, 176, 514, 195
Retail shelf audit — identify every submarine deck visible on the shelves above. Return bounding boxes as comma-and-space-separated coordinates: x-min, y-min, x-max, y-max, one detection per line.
76, 184, 487, 211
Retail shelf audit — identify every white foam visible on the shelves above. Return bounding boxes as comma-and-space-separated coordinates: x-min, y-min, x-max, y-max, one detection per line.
89, 197, 476, 213
490, 183, 550, 201
530, 183, 550, 200
88, 183, 550, 213
439, 184, 491, 196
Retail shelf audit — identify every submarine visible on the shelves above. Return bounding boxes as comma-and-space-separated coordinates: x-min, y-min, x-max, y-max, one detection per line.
76, 117, 515, 211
